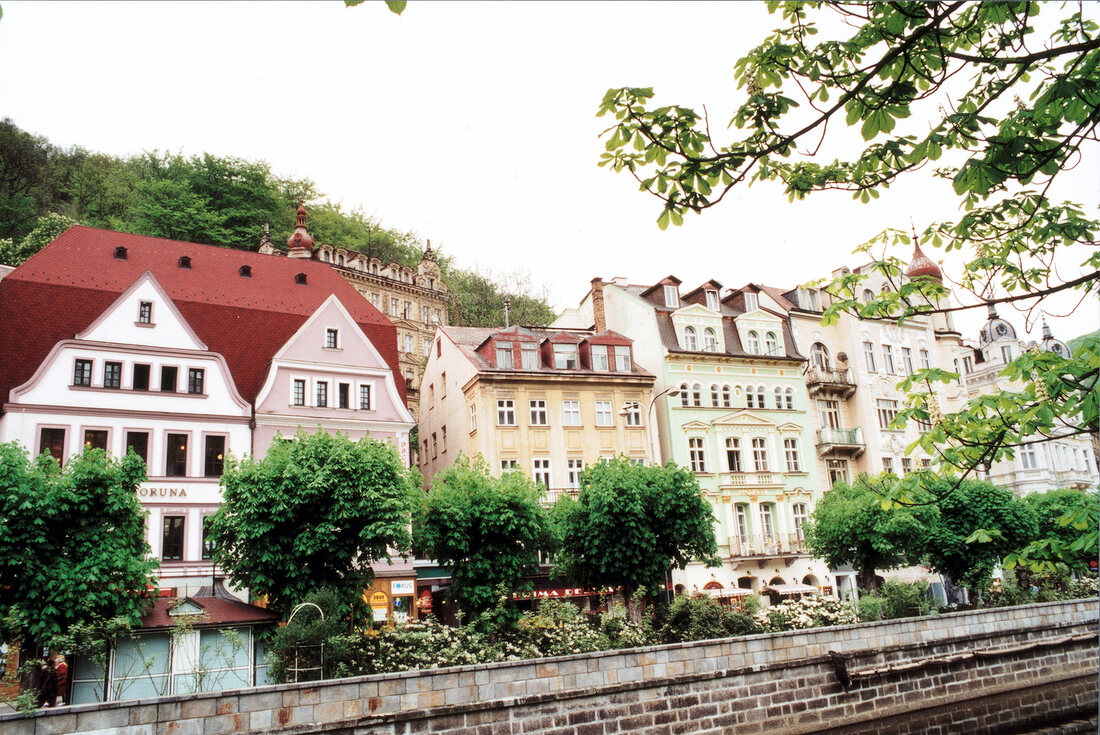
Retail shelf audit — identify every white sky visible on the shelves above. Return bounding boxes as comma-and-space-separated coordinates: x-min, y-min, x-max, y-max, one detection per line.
1, 1, 1096, 342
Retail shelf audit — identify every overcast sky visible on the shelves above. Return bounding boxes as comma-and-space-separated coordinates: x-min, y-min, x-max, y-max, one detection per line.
2, 1, 1096, 342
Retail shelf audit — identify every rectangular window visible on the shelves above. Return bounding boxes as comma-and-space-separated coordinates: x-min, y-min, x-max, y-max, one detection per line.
877, 399, 899, 430
919, 349, 931, 370
422, 305, 431, 323
160, 365, 178, 392
132, 363, 150, 391
818, 399, 842, 429
423, 338, 432, 356
863, 342, 877, 372
166, 434, 188, 477
726, 437, 742, 472
433, 309, 441, 324
594, 400, 613, 427
902, 457, 913, 474
500, 459, 519, 472
591, 345, 609, 371
497, 399, 516, 425
689, 437, 706, 473
403, 301, 412, 320
784, 439, 801, 472
624, 403, 642, 426
441, 425, 447, 453
881, 345, 896, 374
293, 379, 306, 406
744, 292, 758, 311
962, 356, 974, 374
553, 344, 578, 369
104, 361, 122, 389
1001, 345, 1013, 363
187, 368, 204, 395
338, 383, 350, 409
204, 435, 225, 477
1021, 445, 1039, 470
39, 428, 65, 460
496, 342, 514, 369
125, 431, 149, 464
562, 399, 581, 426
469, 403, 477, 432
431, 432, 438, 459
359, 384, 372, 410
390, 298, 399, 317
83, 429, 108, 452
706, 290, 720, 311
532, 458, 551, 488
901, 347, 914, 376
74, 359, 92, 387
826, 458, 849, 488
370, 293, 379, 308
567, 458, 585, 488
664, 285, 679, 308
519, 343, 538, 370
882, 456, 894, 474
138, 301, 152, 324
201, 515, 216, 560
161, 516, 185, 561
403, 334, 413, 353
325, 328, 338, 349
752, 437, 769, 472
316, 382, 328, 408
440, 372, 447, 398
529, 400, 548, 426
614, 346, 632, 372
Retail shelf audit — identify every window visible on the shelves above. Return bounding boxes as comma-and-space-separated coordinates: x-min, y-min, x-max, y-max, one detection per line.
746, 388, 756, 409
862, 341, 877, 372
292, 379, 306, 406
826, 458, 850, 488
403, 335, 414, 353
530, 400, 548, 425
1001, 345, 1013, 364
204, 435, 225, 477
862, 289, 874, 303
726, 437, 742, 472
962, 356, 974, 374
692, 383, 703, 407
500, 459, 519, 472
441, 426, 447, 453
497, 399, 516, 425
370, 293, 380, 308
774, 387, 783, 409
811, 343, 830, 369
104, 361, 122, 389
160, 366, 178, 392
359, 384, 372, 410
74, 359, 92, 387
902, 457, 913, 474
325, 328, 338, 349
316, 381, 328, 408
752, 437, 769, 472
664, 284, 679, 308
705, 289, 720, 311
390, 298, 399, 317
735, 505, 749, 542
166, 434, 188, 477
83, 429, 108, 452
765, 332, 778, 355
756, 386, 766, 408
721, 385, 733, 407
818, 399, 841, 429
792, 503, 808, 540
436, 339, 442, 358
689, 437, 706, 472
431, 432, 438, 459
433, 308, 442, 324
882, 457, 894, 474
882, 345, 896, 374
132, 364, 150, 391
553, 344, 578, 369
680, 383, 690, 407
919, 349, 931, 370
591, 345, 610, 370
744, 292, 758, 311
784, 388, 795, 410
902, 347, 914, 375
423, 338, 431, 356
39, 428, 65, 460
161, 516, 185, 561
403, 301, 412, 320
704, 328, 718, 352
624, 403, 642, 426
422, 305, 431, 323
178, 256, 191, 269
562, 400, 581, 426
187, 368, 204, 395
338, 383, 350, 409
759, 504, 775, 539
711, 385, 720, 406
784, 439, 802, 472
138, 301, 152, 324
202, 516, 217, 560
747, 331, 760, 354
428, 384, 435, 406
521, 343, 538, 370
684, 327, 697, 351
595, 400, 613, 426
125, 431, 149, 464
567, 458, 585, 488
1020, 445, 1039, 470
532, 458, 551, 488
614, 346, 631, 371
239, 265, 252, 278
877, 399, 899, 430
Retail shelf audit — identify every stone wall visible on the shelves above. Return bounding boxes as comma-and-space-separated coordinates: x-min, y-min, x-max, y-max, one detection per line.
1, 599, 1095, 735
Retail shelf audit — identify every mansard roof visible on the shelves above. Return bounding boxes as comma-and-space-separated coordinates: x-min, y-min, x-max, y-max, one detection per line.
443, 325, 653, 378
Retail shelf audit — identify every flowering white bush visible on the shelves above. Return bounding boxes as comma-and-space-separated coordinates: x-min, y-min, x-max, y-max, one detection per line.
754, 595, 858, 632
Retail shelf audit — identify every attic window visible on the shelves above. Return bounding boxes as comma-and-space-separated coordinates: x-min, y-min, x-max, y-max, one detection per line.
114, 246, 128, 260
663, 285, 679, 308
295, 273, 307, 285
744, 292, 758, 311
239, 265, 252, 278
178, 256, 192, 269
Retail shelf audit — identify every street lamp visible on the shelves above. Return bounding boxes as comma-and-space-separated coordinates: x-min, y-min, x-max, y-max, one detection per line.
619, 385, 680, 466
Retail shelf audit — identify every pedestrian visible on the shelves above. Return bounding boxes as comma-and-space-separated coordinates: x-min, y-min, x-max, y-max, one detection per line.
54, 655, 69, 706
36, 656, 57, 708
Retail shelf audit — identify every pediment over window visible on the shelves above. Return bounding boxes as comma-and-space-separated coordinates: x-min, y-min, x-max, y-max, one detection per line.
712, 410, 775, 428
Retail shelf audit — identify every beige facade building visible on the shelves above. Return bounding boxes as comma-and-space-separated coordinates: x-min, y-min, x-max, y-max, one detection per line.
418, 325, 655, 496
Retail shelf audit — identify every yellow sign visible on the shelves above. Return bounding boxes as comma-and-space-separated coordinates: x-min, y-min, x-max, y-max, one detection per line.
369, 591, 389, 605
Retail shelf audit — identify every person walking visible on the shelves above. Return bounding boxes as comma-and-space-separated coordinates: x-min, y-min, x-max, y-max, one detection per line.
36, 656, 57, 708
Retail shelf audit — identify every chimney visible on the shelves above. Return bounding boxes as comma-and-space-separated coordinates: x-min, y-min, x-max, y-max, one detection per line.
591, 277, 607, 333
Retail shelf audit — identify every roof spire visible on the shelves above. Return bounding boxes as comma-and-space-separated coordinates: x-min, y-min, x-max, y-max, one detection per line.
904, 226, 942, 282
286, 200, 315, 259
1042, 319, 1053, 340
422, 239, 436, 262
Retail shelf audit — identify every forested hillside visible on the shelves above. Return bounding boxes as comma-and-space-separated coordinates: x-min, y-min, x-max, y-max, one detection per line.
0, 118, 554, 327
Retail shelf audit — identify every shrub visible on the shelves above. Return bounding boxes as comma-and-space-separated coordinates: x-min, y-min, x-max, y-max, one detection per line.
754, 595, 857, 632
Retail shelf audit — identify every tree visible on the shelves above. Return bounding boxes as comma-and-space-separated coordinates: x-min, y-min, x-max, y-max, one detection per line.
0, 443, 158, 652
0, 118, 54, 240
552, 457, 718, 612
804, 477, 937, 593
0, 212, 78, 266
597, 2, 1099, 514
1006, 488, 1099, 574
923, 478, 1038, 591
208, 430, 419, 616
446, 267, 557, 328
414, 454, 553, 622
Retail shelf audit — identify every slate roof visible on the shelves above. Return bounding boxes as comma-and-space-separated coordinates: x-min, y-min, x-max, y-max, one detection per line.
140, 596, 280, 629
0, 226, 404, 405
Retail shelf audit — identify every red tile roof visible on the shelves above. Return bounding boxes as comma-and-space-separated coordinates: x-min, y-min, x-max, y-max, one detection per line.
140, 596, 280, 629
0, 226, 404, 405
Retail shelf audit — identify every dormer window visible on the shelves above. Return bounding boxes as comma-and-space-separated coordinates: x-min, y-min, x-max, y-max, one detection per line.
614, 345, 631, 371
138, 301, 152, 324
495, 341, 514, 369
765, 332, 779, 355
239, 265, 252, 278
591, 345, 609, 370
178, 256, 192, 269
520, 343, 538, 370
295, 273, 307, 285
325, 328, 339, 349
553, 343, 578, 369
744, 292, 758, 311
705, 290, 720, 311
114, 246, 128, 260
664, 285, 679, 308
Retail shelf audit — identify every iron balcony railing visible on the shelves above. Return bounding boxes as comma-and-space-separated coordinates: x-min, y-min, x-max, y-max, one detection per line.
806, 366, 857, 397
728, 533, 807, 558
816, 426, 866, 456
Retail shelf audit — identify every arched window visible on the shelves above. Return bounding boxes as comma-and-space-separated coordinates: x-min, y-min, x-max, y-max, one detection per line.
704, 327, 718, 352
721, 385, 733, 408
862, 289, 874, 303
680, 383, 690, 407
756, 386, 766, 408
337, 254, 345, 266
321, 251, 330, 262
747, 331, 760, 354
710, 384, 720, 406
692, 383, 702, 407
684, 326, 697, 351
811, 342, 830, 369
746, 387, 755, 409
688, 437, 706, 472
765, 332, 778, 355
784, 387, 795, 410
774, 387, 783, 408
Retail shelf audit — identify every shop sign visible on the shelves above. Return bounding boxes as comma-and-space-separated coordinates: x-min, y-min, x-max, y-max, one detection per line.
369, 591, 389, 606
391, 580, 415, 595
510, 586, 617, 601
372, 607, 388, 622
419, 589, 433, 611
138, 487, 188, 498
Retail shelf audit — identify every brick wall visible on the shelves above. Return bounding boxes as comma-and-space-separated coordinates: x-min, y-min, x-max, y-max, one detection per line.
1, 598, 1095, 735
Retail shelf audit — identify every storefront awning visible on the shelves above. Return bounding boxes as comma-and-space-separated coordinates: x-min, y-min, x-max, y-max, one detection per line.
762, 583, 818, 595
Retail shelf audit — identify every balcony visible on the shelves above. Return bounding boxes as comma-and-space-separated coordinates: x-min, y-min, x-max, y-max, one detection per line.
729, 533, 807, 560
816, 426, 866, 457
721, 472, 782, 488
541, 487, 579, 506
806, 366, 857, 398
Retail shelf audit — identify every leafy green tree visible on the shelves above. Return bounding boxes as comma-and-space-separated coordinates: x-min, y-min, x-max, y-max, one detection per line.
0, 212, 78, 266
0, 443, 157, 652
446, 267, 557, 327
130, 178, 232, 244
208, 430, 419, 616
923, 478, 1038, 591
1005, 488, 1099, 574
804, 477, 937, 593
414, 454, 553, 622
0, 118, 54, 240
552, 457, 718, 612
597, 2, 1100, 522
